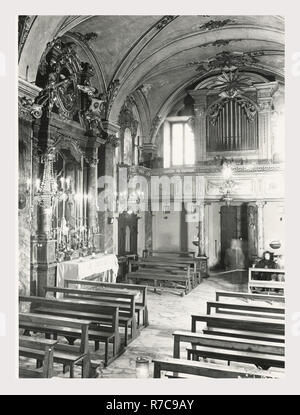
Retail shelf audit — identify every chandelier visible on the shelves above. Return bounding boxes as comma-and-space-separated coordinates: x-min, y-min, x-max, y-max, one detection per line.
35, 152, 59, 208
219, 162, 235, 206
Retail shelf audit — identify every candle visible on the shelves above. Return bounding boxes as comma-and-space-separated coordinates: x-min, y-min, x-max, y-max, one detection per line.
26, 178, 31, 192
35, 178, 40, 192
66, 177, 70, 190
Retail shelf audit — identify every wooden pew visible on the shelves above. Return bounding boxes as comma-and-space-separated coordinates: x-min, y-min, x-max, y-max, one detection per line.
146, 250, 195, 258
45, 285, 138, 345
191, 314, 285, 344
19, 336, 57, 378
64, 279, 149, 327
152, 358, 280, 378
129, 260, 195, 286
248, 280, 285, 294
186, 347, 284, 369
206, 301, 285, 320
141, 255, 200, 284
172, 330, 284, 358
20, 295, 120, 367
215, 290, 285, 304
19, 312, 91, 377
126, 271, 191, 296
248, 268, 285, 294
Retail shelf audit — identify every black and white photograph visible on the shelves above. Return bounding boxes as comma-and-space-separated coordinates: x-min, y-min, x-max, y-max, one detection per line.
17, 14, 286, 381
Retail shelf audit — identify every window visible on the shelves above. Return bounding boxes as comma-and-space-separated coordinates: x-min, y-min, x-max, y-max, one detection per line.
163, 119, 195, 168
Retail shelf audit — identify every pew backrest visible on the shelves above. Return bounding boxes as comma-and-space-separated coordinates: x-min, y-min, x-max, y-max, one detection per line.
19, 312, 91, 354
207, 301, 285, 317
64, 279, 147, 308
215, 290, 285, 303
19, 295, 119, 336
44, 286, 136, 318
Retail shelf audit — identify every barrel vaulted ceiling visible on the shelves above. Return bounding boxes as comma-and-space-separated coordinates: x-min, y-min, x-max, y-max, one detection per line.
19, 15, 284, 139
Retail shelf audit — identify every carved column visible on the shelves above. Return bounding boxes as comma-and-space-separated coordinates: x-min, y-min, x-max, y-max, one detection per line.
189, 90, 208, 163
198, 200, 206, 256
86, 148, 98, 232
256, 82, 278, 161
256, 200, 266, 257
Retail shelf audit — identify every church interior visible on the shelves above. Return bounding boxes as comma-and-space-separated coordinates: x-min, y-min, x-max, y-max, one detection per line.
18, 15, 285, 379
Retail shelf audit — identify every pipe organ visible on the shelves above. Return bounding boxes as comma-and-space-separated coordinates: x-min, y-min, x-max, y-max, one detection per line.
207, 98, 258, 152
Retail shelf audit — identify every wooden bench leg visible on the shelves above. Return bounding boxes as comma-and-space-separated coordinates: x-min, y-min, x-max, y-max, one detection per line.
95, 340, 99, 351
137, 311, 140, 327
114, 333, 121, 356
131, 317, 138, 340
124, 323, 128, 347
153, 363, 161, 378
81, 355, 90, 378
70, 363, 74, 378
173, 336, 180, 359
144, 306, 149, 327
105, 339, 109, 367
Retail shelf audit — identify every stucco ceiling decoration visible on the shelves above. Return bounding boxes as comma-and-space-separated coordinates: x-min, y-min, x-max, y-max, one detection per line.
19, 15, 284, 142
209, 69, 255, 99
188, 50, 273, 73
198, 18, 236, 31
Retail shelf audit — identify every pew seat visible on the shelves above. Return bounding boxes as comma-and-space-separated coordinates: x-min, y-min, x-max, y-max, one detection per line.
186, 346, 284, 369
202, 328, 285, 343
19, 336, 57, 378
152, 358, 281, 378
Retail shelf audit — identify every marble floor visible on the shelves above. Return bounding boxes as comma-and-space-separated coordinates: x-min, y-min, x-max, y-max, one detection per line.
19, 275, 248, 378
100, 275, 247, 378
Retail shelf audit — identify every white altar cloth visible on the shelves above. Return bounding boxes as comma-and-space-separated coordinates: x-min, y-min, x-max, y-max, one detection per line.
56, 253, 119, 287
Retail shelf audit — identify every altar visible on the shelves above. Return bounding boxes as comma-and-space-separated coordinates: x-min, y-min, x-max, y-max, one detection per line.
56, 253, 119, 287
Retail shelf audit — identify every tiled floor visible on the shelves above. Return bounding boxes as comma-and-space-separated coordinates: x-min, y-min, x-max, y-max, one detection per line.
19, 275, 248, 378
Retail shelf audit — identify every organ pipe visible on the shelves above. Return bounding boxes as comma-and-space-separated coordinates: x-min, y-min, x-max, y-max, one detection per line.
207, 99, 258, 152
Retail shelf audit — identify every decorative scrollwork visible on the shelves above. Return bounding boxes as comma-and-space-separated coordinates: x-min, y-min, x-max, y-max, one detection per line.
199, 19, 235, 31
106, 134, 120, 148
103, 79, 120, 118
188, 51, 264, 73
208, 96, 257, 126
118, 96, 139, 138
156, 16, 176, 30
83, 97, 106, 137
36, 38, 96, 123
71, 32, 98, 43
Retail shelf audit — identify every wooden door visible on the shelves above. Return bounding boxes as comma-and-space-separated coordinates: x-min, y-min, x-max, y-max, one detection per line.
220, 206, 238, 267
118, 212, 138, 255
